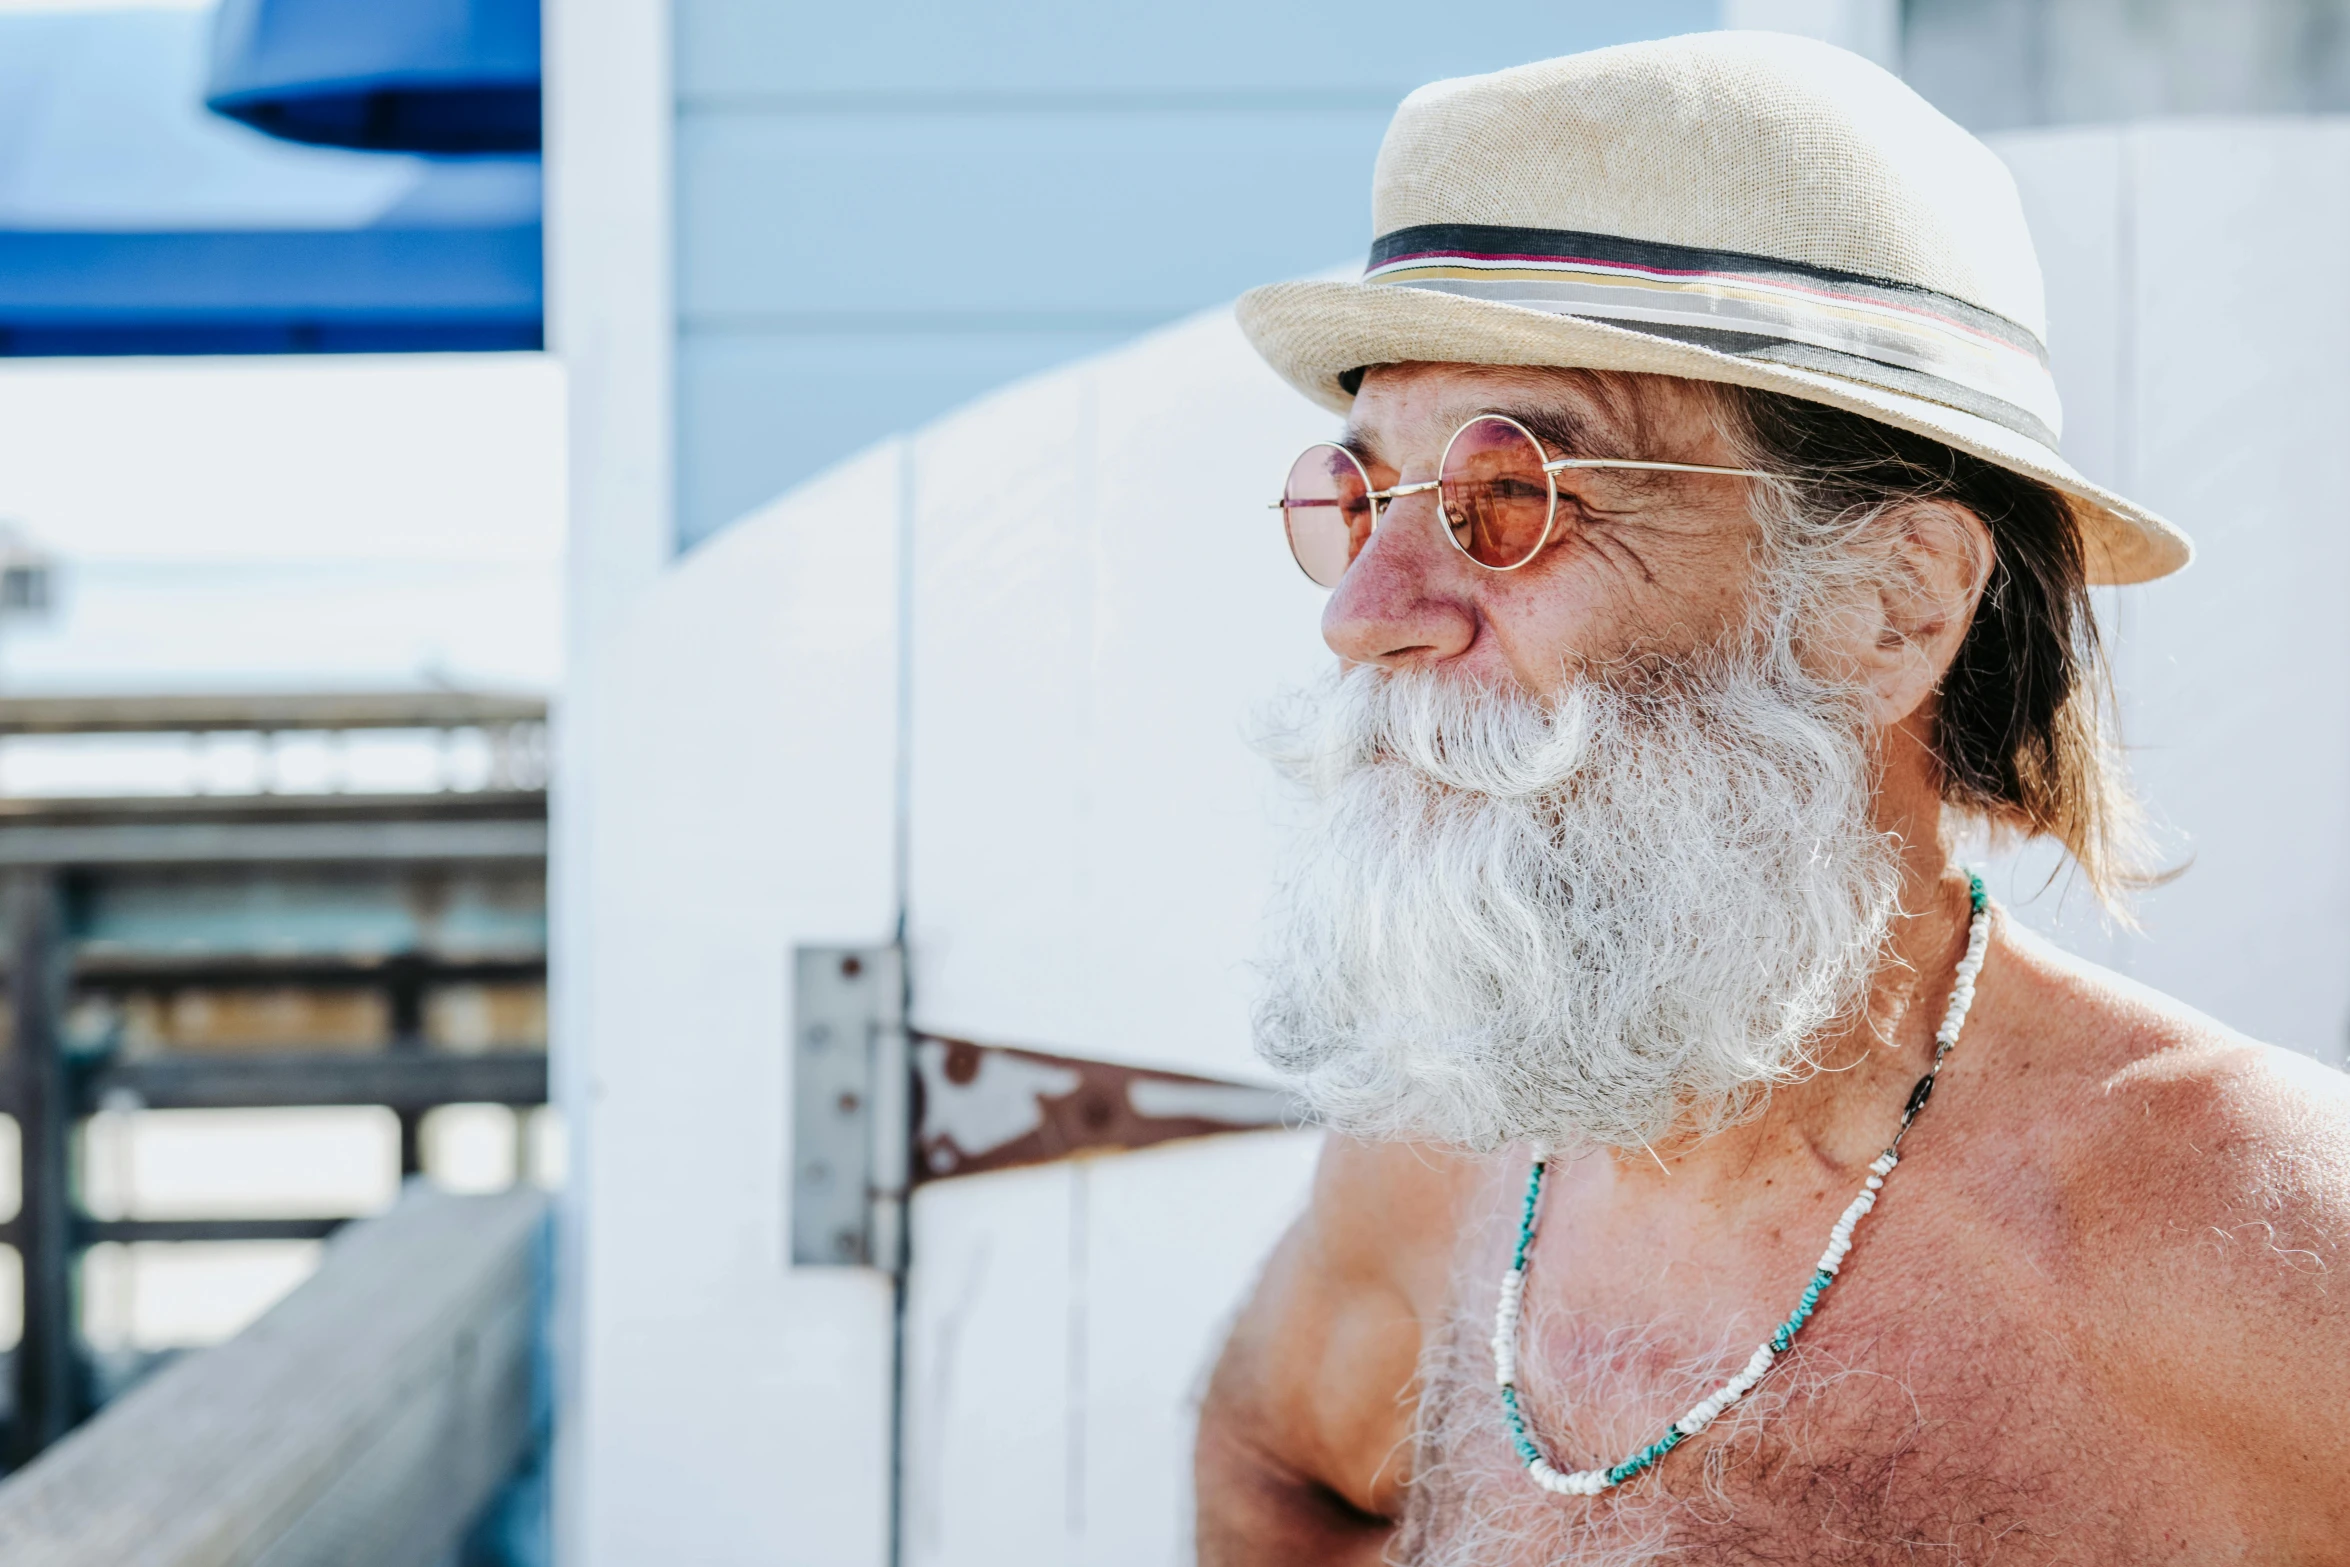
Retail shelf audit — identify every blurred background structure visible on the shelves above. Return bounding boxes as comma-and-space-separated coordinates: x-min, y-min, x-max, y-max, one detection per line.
0, 0, 2347, 1564
0, 0, 561, 1561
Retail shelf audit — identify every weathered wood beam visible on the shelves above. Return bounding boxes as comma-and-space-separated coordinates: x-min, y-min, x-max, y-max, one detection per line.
0, 819, 548, 867
0, 1187, 549, 1567
82, 1049, 550, 1114
0, 1216, 352, 1248
0, 790, 546, 828
74, 1218, 349, 1245
67, 954, 545, 988
0, 692, 547, 736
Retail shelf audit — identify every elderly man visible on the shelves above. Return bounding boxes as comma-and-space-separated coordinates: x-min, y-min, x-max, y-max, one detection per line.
1195, 33, 2350, 1564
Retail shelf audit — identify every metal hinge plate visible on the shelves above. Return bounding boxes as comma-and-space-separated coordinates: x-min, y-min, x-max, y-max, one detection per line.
789, 944, 907, 1270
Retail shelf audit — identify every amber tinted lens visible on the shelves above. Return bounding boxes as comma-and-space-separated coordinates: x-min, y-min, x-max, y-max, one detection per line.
1281, 443, 1375, 587
1438, 416, 1555, 569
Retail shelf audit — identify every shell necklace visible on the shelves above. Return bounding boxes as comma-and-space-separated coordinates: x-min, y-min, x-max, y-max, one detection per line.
1494, 874, 1991, 1497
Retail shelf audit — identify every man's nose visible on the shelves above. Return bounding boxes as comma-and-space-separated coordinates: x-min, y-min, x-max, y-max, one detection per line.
1321, 493, 1478, 668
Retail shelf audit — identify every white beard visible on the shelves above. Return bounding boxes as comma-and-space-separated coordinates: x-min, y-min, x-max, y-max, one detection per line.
1252, 654, 1902, 1154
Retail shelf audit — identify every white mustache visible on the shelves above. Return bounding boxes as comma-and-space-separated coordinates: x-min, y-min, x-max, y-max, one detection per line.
1259, 668, 1597, 800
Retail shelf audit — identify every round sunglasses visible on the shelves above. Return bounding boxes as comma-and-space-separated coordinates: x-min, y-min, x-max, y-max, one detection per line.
1273, 413, 1773, 588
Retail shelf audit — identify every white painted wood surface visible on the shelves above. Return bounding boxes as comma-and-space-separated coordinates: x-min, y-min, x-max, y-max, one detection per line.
0, 1187, 545, 1567
905, 308, 1336, 1084
901, 1132, 1321, 1567
1718, 0, 1901, 68
570, 311, 1337, 1567
1989, 121, 2350, 1067
544, 0, 676, 1559
568, 446, 905, 1565
890, 310, 1337, 1566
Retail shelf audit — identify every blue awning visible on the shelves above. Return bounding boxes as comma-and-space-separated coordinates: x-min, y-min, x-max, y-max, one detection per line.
207, 0, 541, 154
0, 8, 541, 357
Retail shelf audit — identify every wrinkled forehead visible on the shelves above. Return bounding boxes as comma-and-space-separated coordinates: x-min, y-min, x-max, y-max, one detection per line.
1341, 363, 1731, 469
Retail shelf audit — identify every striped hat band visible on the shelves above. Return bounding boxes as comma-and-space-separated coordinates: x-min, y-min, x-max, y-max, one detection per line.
1363, 222, 2062, 450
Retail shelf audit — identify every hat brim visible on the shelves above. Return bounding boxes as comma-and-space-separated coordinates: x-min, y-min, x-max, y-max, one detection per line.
1237, 279, 2190, 587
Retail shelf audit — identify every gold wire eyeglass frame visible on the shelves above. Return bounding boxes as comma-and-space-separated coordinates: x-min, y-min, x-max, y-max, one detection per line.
1271, 412, 1775, 585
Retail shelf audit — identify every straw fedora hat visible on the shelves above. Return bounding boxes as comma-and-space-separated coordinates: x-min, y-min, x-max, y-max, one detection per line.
1237, 32, 2190, 585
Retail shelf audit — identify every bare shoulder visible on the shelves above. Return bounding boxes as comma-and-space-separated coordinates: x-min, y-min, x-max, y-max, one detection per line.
1295, 1138, 1494, 1510
1989, 919, 2350, 1241
1987, 922, 2350, 1536
1197, 1135, 1488, 1531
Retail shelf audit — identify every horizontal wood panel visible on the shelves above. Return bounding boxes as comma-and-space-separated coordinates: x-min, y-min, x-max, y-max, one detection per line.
675, 112, 1381, 320
673, 0, 1713, 97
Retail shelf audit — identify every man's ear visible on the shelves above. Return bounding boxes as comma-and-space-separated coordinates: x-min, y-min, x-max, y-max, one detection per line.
1848, 499, 1994, 728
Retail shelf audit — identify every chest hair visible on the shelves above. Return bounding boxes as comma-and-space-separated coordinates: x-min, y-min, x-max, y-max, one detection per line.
1394, 1282, 2182, 1567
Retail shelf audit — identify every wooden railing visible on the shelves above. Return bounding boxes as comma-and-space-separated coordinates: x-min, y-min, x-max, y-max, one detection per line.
0, 687, 552, 1456
0, 1185, 550, 1566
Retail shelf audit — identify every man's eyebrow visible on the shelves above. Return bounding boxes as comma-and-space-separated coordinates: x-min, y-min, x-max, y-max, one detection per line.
1336, 405, 1613, 470
1486, 404, 1609, 457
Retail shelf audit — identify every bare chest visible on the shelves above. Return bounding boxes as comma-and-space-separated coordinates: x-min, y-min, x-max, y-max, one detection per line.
1397, 1234, 2232, 1565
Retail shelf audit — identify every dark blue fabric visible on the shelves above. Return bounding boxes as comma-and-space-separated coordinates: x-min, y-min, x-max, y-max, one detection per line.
206, 0, 541, 153
0, 228, 542, 356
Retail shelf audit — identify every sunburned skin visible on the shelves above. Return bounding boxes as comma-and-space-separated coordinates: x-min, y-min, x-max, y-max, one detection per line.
1390, 923, 2350, 1563
1193, 363, 2350, 1564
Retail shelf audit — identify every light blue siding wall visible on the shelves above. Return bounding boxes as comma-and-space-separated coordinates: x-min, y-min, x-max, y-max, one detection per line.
669, 0, 1716, 547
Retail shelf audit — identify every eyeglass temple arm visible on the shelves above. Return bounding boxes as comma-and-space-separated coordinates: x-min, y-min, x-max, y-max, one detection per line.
1542, 458, 1773, 479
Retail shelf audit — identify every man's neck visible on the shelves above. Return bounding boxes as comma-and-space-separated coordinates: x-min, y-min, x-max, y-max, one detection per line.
1601, 745, 1974, 1205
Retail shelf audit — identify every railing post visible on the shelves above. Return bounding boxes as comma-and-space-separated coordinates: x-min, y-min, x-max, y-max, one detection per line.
387, 951, 429, 1178
7, 868, 79, 1465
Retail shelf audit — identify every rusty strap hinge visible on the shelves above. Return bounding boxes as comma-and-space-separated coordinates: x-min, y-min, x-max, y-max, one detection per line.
911, 1033, 1301, 1183
788, 943, 1304, 1270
